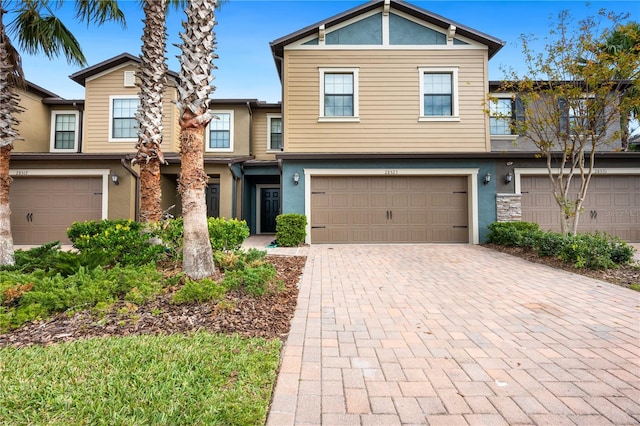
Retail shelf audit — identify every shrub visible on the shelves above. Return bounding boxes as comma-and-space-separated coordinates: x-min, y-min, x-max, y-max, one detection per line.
0, 264, 164, 332
534, 231, 567, 257
558, 232, 634, 270
276, 214, 307, 247
486, 221, 540, 247
3, 242, 82, 276
208, 217, 250, 251
171, 278, 227, 304
221, 264, 280, 297
67, 219, 167, 267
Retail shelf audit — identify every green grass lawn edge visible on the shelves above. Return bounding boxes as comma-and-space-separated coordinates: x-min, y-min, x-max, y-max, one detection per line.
0, 332, 281, 426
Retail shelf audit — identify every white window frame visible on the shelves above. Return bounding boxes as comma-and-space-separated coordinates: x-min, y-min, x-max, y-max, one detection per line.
266, 113, 283, 152
418, 67, 459, 122
50, 110, 80, 152
108, 95, 139, 143
489, 94, 518, 140
318, 67, 360, 122
206, 110, 234, 152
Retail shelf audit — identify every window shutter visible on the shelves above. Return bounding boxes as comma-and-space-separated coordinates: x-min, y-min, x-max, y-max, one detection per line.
558, 97, 568, 134
514, 96, 526, 135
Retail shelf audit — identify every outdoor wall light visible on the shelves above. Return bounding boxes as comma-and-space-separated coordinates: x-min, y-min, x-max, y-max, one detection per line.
293, 172, 300, 185
505, 171, 513, 184
110, 172, 119, 185
483, 173, 491, 185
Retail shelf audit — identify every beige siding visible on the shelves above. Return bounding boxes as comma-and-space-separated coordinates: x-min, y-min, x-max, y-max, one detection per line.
252, 108, 281, 160
83, 64, 180, 154
15, 89, 51, 153
283, 49, 490, 153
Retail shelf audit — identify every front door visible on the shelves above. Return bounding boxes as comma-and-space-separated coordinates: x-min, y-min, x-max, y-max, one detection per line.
260, 188, 280, 233
206, 184, 220, 217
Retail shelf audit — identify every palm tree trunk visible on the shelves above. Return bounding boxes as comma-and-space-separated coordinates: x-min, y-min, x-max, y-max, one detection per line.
176, 0, 217, 279
0, 144, 14, 265
135, 0, 168, 223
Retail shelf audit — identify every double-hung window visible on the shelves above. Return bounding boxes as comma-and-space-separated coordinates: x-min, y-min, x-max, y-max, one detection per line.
490, 98, 514, 136
319, 68, 359, 121
560, 96, 604, 136
419, 67, 459, 121
109, 95, 139, 142
267, 114, 282, 151
206, 110, 234, 152
50, 111, 80, 152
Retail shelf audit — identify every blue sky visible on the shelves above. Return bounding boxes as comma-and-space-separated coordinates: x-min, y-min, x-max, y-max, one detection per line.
12, 0, 639, 103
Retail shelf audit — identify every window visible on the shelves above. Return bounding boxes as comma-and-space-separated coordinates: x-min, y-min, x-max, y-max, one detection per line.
319, 68, 359, 121
206, 110, 233, 152
109, 96, 139, 141
490, 98, 514, 135
50, 111, 80, 152
419, 67, 458, 121
267, 114, 282, 151
560, 97, 604, 136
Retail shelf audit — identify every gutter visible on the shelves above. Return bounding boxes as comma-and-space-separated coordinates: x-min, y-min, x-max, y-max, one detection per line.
121, 157, 140, 221
246, 101, 254, 156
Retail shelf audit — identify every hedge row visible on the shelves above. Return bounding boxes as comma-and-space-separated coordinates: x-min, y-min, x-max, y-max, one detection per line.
486, 221, 635, 270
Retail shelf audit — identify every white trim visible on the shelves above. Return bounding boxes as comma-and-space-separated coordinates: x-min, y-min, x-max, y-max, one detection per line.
514, 167, 640, 194
206, 110, 234, 153
49, 110, 80, 153
108, 95, 139, 143
256, 184, 280, 234
319, 67, 360, 121
266, 113, 282, 152
303, 168, 479, 244
418, 67, 459, 121
10, 169, 110, 219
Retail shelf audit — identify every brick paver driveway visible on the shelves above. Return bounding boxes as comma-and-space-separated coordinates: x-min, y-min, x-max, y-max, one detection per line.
267, 244, 640, 425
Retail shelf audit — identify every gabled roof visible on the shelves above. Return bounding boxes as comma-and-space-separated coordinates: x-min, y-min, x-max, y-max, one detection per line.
270, 0, 505, 78
69, 52, 179, 86
25, 80, 60, 99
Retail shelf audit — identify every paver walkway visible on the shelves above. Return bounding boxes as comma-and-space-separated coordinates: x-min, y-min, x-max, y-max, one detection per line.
266, 244, 640, 425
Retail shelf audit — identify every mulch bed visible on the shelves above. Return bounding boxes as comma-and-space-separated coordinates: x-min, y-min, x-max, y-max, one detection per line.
0, 255, 307, 348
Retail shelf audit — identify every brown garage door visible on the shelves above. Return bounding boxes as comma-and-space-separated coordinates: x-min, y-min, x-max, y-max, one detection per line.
11, 177, 102, 245
311, 176, 468, 243
521, 175, 640, 242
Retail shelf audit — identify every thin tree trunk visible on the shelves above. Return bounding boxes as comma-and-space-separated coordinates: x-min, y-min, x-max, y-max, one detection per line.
0, 144, 14, 265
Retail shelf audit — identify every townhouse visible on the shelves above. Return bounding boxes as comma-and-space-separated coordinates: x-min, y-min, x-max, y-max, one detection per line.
10, 0, 639, 246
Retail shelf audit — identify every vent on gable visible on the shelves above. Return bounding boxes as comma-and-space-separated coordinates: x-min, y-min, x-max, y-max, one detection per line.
123, 71, 136, 87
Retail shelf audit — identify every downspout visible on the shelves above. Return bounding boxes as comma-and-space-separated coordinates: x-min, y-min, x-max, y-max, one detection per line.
74, 102, 84, 153
228, 163, 241, 218
246, 101, 254, 157
121, 157, 140, 221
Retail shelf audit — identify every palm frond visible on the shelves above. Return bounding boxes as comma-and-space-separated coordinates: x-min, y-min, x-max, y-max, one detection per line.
74, 0, 126, 27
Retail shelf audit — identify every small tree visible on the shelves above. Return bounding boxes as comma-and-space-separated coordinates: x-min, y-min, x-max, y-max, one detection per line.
494, 9, 640, 236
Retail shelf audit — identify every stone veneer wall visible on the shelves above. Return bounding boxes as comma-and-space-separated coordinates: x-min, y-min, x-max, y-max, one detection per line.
496, 193, 522, 222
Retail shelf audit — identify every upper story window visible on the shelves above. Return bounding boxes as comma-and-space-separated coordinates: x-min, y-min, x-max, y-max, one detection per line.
560, 97, 604, 136
419, 67, 459, 121
206, 110, 234, 152
319, 68, 359, 122
50, 111, 80, 152
109, 95, 139, 142
267, 114, 282, 151
490, 98, 514, 135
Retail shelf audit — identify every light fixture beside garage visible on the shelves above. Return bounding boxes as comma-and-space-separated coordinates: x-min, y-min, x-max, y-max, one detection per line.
483, 173, 491, 185
110, 171, 119, 185
293, 172, 300, 185
505, 171, 513, 184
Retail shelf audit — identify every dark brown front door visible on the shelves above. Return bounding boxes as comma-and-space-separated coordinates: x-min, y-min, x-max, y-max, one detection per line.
205, 184, 220, 217
260, 188, 280, 233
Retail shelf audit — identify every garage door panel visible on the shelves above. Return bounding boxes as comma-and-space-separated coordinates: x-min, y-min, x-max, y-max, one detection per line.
521, 175, 639, 242
311, 175, 468, 243
11, 177, 102, 245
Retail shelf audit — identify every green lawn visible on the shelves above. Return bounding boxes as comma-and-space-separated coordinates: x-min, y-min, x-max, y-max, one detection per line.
0, 332, 281, 425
